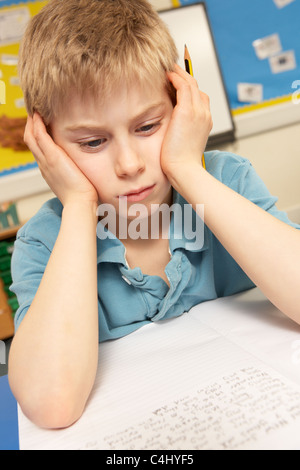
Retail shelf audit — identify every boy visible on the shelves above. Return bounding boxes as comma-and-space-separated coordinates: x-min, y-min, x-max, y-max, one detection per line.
8, 0, 300, 430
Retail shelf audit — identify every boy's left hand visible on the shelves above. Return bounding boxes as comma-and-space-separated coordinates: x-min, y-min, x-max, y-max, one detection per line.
161, 64, 213, 180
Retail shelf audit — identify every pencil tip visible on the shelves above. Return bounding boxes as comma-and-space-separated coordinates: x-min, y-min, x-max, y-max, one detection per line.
184, 44, 191, 61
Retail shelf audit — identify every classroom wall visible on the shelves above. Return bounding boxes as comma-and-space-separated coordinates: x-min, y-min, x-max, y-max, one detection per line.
150, 0, 172, 9
220, 122, 300, 221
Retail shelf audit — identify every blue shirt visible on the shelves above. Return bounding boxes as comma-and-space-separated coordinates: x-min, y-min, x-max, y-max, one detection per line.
10, 151, 300, 342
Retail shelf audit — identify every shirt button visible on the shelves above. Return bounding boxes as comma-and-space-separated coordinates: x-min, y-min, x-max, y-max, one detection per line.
122, 275, 132, 285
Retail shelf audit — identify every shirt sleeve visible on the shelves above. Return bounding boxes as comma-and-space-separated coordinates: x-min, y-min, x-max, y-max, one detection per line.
9, 200, 62, 332
10, 233, 52, 332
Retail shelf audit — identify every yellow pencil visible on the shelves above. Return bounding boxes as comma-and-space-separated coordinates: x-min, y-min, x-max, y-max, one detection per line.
184, 44, 194, 77
184, 45, 206, 170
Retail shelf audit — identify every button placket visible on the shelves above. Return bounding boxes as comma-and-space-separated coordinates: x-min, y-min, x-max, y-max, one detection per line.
119, 265, 145, 287
150, 251, 183, 322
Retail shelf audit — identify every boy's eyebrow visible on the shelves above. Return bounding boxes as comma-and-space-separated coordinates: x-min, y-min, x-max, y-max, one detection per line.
131, 102, 167, 122
65, 102, 167, 133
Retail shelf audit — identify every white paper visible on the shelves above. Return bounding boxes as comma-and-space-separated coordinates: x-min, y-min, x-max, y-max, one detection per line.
273, 0, 295, 8
0, 79, 5, 105
269, 50, 297, 74
0, 54, 18, 66
10, 77, 20, 86
253, 33, 282, 60
0, 7, 30, 46
18, 288, 300, 450
14, 98, 25, 109
237, 83, 263, 103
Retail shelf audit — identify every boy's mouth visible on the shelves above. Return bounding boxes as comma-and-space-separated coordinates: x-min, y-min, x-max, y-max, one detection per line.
119, 184, 156, 202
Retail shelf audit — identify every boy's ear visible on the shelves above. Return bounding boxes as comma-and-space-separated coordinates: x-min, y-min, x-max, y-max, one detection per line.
46, 125, 53, 138
166, 69, 177, 107
169, 83, 177, 108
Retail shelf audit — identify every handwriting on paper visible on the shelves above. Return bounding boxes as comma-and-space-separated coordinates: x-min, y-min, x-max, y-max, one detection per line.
99, 367, 300, 450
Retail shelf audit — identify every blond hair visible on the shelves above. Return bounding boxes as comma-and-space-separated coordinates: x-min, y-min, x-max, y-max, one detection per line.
18, 0, 178, 124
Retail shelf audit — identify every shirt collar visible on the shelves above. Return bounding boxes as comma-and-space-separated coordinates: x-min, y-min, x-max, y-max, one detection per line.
96, 223, 127, 265
96, 190, 208, 265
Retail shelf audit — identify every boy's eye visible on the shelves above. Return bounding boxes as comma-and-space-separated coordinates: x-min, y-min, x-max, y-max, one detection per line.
136, 122, 160, 134
139, 124, 154, 132
87, 139, 105, 147
80, 138, 106, 150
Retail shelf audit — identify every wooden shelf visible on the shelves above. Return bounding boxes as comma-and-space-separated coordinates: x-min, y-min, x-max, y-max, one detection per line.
0, 225, 22, 241
0, 229, 18, 339
0, 280, 14, 340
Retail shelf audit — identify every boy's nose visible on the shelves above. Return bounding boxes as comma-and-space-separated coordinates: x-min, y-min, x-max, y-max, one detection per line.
115, 142, 145, 178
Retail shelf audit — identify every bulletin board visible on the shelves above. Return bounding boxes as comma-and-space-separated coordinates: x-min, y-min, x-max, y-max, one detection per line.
173, 0, 300, 137
0, 0, 48, 191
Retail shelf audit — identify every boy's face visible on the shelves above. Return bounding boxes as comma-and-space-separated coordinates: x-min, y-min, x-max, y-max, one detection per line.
50, 80, 174, 218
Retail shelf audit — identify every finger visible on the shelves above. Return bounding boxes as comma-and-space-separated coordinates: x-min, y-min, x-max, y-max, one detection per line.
33, 113, 54, 154
24, 115, 45, 163
168, 67, 213, 139
171, 64, 210, 104
32, 113, 68, 167
167, 69, 193, 109
173, 63, 200, 89
169, 67, 211, 117
168, 64, 203, 107
32, 113, 83, 180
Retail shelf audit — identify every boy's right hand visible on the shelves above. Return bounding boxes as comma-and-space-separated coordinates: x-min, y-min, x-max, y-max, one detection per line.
24, 113, 99, 207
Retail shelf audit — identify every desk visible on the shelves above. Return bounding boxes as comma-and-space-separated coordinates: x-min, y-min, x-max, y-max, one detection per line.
15, 287, 300, 450
1, 288, 300, 450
